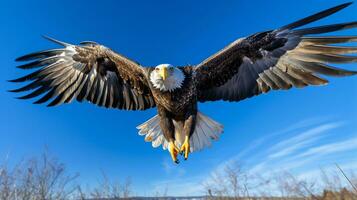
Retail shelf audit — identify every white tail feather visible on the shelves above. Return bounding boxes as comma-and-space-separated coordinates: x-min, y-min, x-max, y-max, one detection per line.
136, 111, 223, 152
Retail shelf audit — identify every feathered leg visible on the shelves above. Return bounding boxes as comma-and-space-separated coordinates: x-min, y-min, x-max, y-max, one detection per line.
158, 106, 180, 163
181, 112, 197, 160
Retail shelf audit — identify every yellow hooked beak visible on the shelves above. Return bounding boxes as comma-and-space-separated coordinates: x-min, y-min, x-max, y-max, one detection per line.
159, 67, 169, 80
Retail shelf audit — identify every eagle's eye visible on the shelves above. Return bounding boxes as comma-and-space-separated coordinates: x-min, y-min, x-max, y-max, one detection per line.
169, 67, 174, 71
155, 68, 159, 71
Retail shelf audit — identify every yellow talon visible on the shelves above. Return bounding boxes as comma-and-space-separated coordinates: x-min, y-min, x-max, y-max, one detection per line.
169, 141, 180, 163
180, 136, 190, 160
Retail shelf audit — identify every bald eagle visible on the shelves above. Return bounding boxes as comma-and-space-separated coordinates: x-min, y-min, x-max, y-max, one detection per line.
10, 3, 357, 163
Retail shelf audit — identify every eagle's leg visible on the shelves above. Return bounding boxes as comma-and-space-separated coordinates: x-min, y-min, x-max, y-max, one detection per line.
181, 114, 196, 160
163, 120, 179, 163
158, 107, 180, 163
169, 141, 180, 164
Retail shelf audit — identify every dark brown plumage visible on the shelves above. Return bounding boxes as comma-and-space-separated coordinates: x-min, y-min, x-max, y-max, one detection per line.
11, 37, 155, 110
196, 2, 357, 102
10, 2, 357, 163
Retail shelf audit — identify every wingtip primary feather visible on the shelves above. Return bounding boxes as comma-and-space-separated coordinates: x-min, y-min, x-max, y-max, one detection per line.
15, 49, 66, 62
280, 2, 354, 31
8, 88, 24, 93
15, 54, 35, 62
293, 21, 357, 35
7, 79, 19, 83
42, 35, 71, 47
7, 88, 18, 92
15, 56, 24, 62
302, 36, 357, 44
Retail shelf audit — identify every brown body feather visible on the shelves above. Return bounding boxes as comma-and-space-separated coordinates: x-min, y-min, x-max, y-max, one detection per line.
147, 67, 198, 141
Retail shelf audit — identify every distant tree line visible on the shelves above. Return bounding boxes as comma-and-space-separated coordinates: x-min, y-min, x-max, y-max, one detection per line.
0, 151, 131, 200
0, 151, 356, 200
203, 163, 357, 200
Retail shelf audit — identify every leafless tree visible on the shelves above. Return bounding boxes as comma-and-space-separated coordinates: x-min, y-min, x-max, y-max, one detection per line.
0, 151, 79, 200
89, 171, 132, 199
204, 164, 254, 199
0, 151, 135, 200
153, 184, 169, 200
204, 162, 357, 200
2, 150, 357, 199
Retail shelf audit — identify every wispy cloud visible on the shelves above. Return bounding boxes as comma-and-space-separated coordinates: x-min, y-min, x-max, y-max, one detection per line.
296, 136, 357, 159
267, 122, 343, 159
209, 117, 357, 187
212, 117, 334, 174
247, 121, 352, 173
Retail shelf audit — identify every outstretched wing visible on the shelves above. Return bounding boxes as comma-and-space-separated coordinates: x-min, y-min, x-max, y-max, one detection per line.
10, 37, 155, 110
195, 2, 357, 102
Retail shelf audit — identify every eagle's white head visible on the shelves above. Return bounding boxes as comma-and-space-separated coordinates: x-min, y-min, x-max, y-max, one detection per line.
150, 64, 185, 92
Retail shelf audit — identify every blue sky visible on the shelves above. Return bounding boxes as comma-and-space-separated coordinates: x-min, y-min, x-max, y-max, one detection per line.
1, 0, 357, 196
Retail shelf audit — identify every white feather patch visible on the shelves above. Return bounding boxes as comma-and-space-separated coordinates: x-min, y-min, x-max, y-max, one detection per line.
150, 64, 185, 92
136, 111, 224, 152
